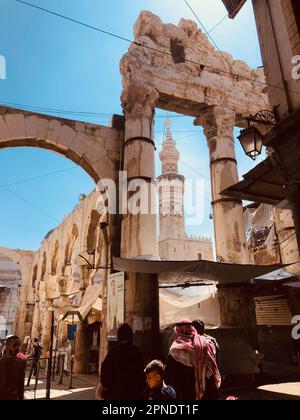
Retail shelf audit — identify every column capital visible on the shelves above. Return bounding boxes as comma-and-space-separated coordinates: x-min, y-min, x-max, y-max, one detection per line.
194, 106, 236, 140
121, 83, 159, 118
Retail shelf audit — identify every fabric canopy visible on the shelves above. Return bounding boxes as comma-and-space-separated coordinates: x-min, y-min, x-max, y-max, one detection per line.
254, 269, 297, 283
113, 257, 291, 284
62, 284, 103, 322
221, 156, 287, 206
159, 286, 221, 328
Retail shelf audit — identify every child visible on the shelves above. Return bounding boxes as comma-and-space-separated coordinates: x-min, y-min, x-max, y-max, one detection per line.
144, 360, 176, 401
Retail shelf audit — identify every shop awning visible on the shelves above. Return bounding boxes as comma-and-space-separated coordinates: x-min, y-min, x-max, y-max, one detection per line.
62, 284, 103, 322
221, 0, 247, 18
221, 156, 287, 206
113, 257, 291, 284
254, 269, 297, 284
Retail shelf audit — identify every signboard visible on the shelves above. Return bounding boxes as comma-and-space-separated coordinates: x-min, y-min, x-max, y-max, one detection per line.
107, 272, 124, 340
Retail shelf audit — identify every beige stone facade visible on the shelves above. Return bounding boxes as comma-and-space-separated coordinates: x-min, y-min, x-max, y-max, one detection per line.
0, 11, 281, 368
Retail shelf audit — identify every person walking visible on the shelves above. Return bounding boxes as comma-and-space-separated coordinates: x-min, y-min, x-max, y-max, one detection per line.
99, 323, 145, 400
192, 319, 221, 400
0, 335, 26, 400
27, 338, 42, 386
165, 320, 221, 400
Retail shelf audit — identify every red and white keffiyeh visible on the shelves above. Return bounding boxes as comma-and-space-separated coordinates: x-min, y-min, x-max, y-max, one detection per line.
169, 320, 221, 400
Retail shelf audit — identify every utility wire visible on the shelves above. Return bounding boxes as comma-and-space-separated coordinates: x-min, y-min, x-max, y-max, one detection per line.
0, 183, 60, 223
14, 0, 300, 95
208, 15, 228, 33
0, 99, 190, 120
271, 231, 297, 252
2, 166, 79, 188
184, 0, 272, 98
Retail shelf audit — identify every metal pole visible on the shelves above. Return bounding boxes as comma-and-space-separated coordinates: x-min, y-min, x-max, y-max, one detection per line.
34, 361, 40, 400
58, 354, 65, 385
46, 310, 54, 400
68, 314, 75, 390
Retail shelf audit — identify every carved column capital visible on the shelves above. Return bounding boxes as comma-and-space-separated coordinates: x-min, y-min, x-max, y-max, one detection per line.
121, 83, 159, 118
194, 106, 236, 141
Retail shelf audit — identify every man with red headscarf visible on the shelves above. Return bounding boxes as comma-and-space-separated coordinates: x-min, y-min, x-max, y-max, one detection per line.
165, 320, 221, 400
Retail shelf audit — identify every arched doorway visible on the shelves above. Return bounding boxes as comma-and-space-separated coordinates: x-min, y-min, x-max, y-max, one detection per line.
0, 247, 34, 342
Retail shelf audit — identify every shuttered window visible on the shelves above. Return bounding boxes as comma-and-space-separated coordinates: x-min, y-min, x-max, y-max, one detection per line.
221, 0, 247, 18
254, 295, 292, 326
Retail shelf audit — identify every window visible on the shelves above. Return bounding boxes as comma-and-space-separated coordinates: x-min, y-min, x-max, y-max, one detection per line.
198, 253, 202, 261
170, 39, 185, 64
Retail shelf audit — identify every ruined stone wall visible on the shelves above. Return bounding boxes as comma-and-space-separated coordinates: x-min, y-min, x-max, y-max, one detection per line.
30, 190, 108, 345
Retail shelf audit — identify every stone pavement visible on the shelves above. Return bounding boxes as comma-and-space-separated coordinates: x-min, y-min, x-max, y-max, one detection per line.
220, 382, 300, 400
24, 371, 300, 400
25, 372, 99, 400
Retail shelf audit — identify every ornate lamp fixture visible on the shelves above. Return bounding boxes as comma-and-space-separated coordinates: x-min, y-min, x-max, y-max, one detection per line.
238, 110, 278, 161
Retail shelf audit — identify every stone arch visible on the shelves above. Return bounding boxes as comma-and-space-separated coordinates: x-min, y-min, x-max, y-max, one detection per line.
40, 252, 47, 281
51, 240, 59, 276
0, 107, 122, 184
64, 224, 79, 268
0, 247, 33, 286
32, 264, 38, 289
86, 210, 101, 255
0, 247, 34, 339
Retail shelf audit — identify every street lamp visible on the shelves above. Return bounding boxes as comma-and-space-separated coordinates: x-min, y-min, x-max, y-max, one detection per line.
237, 109, 278, 161
238, 125, 264, 161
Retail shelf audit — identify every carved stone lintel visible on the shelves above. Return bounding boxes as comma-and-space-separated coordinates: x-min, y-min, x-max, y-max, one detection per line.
121, 83, 159, 118
194, 106, 236, 141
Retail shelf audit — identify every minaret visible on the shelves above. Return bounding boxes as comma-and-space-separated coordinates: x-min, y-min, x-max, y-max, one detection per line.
158, 117, 185, 241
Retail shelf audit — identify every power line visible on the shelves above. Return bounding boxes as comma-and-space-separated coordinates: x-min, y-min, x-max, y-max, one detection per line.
271, 231, 297, 252
208, 15, 228, 33
14, 0, 300, 96
185, 1, 230, 58
2, 166, 79, 188
0, 183, 60, 223
15, 0, 134, 44
184, 0, 271, 99
0, 99, 189, 120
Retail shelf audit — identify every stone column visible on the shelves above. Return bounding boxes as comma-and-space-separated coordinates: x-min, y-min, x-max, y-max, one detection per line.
196, 106, 249, 264
74, 320, 87, 374
31, 294, 42, 341
121, 84, 159, 259
14, 284, 27, 340
196, 107, 256, 332
41, 299, 53, 356
121, 84, 160, 362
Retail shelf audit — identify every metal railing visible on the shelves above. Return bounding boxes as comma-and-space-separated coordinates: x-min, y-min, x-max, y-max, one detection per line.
25, 353, 66, 400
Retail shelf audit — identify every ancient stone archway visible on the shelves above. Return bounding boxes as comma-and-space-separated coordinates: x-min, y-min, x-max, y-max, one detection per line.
0, 107, 123, 183
0, 247, 34, 339
120, 11, 269, 264
119, 12, 270, 356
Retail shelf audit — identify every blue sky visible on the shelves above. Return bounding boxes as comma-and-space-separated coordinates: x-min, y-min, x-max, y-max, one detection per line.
0, 0, 264, 251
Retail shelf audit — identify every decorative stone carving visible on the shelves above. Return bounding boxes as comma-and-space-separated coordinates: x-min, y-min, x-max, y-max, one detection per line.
194, 106, 236, 141
121, 83, 159, 118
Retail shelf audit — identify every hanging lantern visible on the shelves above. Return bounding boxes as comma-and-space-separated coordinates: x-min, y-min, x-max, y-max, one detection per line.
238, 125, 264, 161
